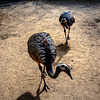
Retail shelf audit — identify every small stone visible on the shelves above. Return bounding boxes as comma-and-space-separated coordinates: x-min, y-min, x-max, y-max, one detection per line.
93, 74, 98, 76
71, 60, 74, 62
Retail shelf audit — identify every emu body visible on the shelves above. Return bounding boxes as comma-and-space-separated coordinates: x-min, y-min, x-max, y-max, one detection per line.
59, 11, 75, 44
27, 32, 72, 92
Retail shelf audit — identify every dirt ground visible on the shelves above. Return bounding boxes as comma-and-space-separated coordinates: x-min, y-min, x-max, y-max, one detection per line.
0, 1, 100, 100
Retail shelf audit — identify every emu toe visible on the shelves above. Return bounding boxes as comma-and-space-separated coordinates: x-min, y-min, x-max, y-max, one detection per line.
42, 84, 50, 92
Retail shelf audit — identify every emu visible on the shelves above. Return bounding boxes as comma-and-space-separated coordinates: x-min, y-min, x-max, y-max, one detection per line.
59, 11, 75, 45
27, 32, 73, 92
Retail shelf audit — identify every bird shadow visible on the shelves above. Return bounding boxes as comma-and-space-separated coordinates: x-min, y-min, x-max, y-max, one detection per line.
16, 92, 36, 100
16, 77, 44, 100
53, 43, 70, 65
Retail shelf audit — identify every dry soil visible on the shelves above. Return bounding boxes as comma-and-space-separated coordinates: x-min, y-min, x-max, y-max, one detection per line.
0, 1, 100, 100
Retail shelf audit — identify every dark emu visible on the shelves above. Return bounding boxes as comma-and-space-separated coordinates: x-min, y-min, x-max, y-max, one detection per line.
27, 32, 73, 92
59, 11, 75, 45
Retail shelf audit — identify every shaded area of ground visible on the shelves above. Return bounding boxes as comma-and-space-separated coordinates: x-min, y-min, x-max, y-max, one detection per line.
0, 1, 100, 100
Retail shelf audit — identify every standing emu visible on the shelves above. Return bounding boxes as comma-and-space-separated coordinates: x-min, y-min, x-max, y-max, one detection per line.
27, 32, 73, 92
59, 11, 75, 45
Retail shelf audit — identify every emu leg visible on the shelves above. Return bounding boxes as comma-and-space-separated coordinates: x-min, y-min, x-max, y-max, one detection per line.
38, 64, 42, 73
64, 28, 68, 45
67, 27, 70, 40
38, 64, 47, 78
41, 76, 50, 93
43, 66, 47, 77
38, 64, 49, 93
64, 28, 66, 40
40, 66, 50, 93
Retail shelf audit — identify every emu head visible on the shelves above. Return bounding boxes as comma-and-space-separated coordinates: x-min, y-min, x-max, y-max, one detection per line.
57, 63, 73, 79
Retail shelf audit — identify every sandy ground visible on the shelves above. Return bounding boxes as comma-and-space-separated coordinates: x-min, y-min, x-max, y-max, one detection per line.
0, 1, 100, 100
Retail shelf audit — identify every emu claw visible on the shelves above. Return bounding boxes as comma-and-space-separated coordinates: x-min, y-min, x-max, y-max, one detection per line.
42, 84, 50, 92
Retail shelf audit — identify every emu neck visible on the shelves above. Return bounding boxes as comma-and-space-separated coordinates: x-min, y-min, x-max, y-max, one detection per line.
45, 48, 60, 79
45, 56, 61, 79
47, 66, 61, 79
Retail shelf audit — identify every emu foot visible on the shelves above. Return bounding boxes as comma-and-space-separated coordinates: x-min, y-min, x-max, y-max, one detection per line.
42, 84, 50, 92
67, 36, 70, 40
65, 41, 68, 45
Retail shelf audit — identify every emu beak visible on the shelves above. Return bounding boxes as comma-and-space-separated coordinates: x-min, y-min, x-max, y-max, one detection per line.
66, 66, 73, 79
67, 68, 73, 79
68, 72, 73, 79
